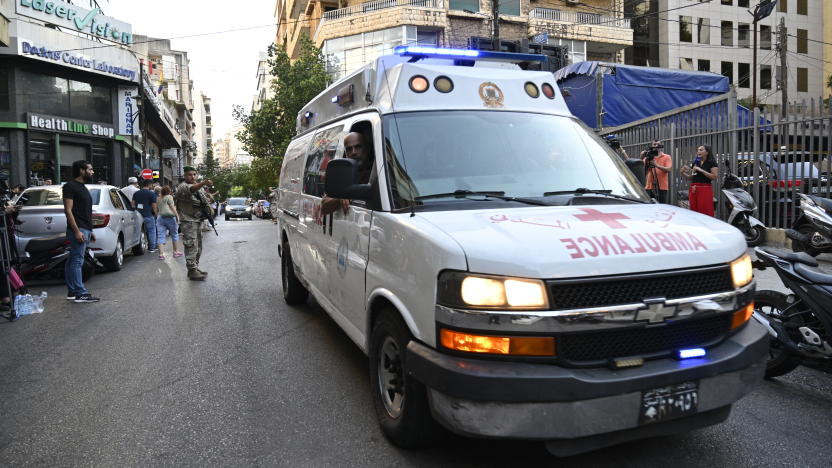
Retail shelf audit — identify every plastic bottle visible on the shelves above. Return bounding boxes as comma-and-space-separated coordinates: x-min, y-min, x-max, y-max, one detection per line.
33, 291, 47, 313
22, 294, 34, 316
15, 294, 32, 316
13, 295, 24, 316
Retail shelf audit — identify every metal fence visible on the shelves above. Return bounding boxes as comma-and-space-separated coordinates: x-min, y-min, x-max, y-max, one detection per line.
600, 90, 832, 228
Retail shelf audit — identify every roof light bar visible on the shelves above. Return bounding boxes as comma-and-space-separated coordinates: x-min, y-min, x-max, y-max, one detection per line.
394, 46, 547, 63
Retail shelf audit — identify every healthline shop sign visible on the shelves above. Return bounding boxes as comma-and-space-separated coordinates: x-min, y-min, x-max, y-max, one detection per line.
16, 0, 133, 45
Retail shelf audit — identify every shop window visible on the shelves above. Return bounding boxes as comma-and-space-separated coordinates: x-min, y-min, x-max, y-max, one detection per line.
19, 70, 112, 122
679, 16, 693, 43
449, 0, 479, 12
721, 61, 733, 84
698, 59, 711, 72
796, 29, 808, 54
697, 18, 710, 44
721, 21, 733, 46
92, 143, 110, 184
738, 23, 750, 48
796, 67, 808, 92
760, 25, 771, 50
59, 143, 89, 183
760, 65, 772, 90
28, 136, 55, 186
738, 63, 750, 88
0, 133, 11, 179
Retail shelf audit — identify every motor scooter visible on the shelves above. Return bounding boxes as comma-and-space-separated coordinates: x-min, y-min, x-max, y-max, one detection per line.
19, 233, 98, 282
752, 247, 832, 378
722, 171, 766, 246
786, 193, 832, 257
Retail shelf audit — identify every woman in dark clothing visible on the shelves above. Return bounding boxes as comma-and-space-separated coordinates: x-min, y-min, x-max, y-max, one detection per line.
681, 145, 719, 216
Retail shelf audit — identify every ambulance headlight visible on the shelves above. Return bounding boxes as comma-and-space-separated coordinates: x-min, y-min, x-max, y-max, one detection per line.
730, 253, 753, 289
437, 271, 549, 310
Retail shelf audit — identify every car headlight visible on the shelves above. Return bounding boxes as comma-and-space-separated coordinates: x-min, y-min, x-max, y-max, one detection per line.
245, 207, 251, 211
730, 253, 753, 289
438, 271, 549, 309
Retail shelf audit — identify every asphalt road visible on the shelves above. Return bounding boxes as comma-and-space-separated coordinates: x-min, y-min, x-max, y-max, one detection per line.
1, 218, 830, 466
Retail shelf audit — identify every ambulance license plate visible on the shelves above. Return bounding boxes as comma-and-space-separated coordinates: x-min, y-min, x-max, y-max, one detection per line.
639, 381, 699, 425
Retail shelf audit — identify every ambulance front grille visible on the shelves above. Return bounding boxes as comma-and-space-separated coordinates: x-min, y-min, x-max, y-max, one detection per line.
557, 313, 733, 363
547, 267, 733, 311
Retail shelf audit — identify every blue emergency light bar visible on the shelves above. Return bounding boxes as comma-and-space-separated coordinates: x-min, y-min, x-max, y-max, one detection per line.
393, 46, 547, 63
677, 348, 707, 359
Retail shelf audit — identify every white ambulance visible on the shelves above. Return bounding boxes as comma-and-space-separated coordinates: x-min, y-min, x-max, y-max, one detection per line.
276, 47, 766, 456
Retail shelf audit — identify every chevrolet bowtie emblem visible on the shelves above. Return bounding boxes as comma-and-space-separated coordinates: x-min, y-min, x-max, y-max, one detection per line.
635, 299, 677, 323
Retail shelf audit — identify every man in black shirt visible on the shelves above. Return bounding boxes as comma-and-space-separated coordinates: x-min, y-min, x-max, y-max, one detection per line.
62, 160, 99, 303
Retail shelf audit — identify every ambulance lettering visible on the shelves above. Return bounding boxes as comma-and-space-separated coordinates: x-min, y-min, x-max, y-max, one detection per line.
560, 232, 708, 259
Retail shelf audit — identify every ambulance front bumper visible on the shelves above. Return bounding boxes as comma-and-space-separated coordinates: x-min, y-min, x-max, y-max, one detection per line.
406, 319, 767, 454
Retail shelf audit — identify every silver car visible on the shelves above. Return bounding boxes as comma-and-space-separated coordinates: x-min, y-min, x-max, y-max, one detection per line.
15, 184, 147, 271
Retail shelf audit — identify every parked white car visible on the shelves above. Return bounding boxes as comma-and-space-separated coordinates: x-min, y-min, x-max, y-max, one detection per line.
15, 184, 147, 271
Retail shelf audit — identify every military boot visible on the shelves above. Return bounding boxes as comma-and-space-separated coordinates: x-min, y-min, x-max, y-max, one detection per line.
188, 268, 206, 281
197, 267, 208, 276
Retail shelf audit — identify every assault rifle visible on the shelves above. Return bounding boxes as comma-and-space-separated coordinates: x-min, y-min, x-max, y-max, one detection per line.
198, 191, 218, 236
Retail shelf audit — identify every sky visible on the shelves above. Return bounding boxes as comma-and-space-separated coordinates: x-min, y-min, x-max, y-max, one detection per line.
103, 0, 277, 140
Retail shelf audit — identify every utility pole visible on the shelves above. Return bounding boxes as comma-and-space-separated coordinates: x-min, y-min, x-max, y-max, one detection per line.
777, 17, 788, 117
491, 0, 500, 51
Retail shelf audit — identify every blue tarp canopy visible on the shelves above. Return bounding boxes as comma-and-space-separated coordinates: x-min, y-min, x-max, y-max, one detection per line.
554, 61, 730, 128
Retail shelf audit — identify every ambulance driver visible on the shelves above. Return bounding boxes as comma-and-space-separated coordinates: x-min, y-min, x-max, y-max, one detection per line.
681, 145, 718, 216
321, 132, 372, 216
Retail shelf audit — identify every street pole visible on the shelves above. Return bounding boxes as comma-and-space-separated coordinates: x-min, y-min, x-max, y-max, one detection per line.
778, 17, 788, 117
752, 18, 758, 110
491, 0, 499, 51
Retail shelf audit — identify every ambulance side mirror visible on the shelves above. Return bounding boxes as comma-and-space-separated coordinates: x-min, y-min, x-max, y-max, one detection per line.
325, 158, 373, 201
625, 159, 646, 187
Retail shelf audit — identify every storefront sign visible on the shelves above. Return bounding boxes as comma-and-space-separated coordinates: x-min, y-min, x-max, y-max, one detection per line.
16, 0, 133, 45
28, 113, 115, 138
20, 40, 136, 81
117, 86, 140, 136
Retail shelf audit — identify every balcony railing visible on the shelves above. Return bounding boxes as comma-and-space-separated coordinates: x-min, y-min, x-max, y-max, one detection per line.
322, 0, 444, 21
530, 8, 630, 29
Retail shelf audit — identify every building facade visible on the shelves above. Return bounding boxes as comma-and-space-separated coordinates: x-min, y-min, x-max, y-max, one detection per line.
276, 0, 633, 79
626, 0, 825, 107
252, 51, 275, 112
131, 36, 196, 186
191, 91, 212, 167
0, 1, 179, 188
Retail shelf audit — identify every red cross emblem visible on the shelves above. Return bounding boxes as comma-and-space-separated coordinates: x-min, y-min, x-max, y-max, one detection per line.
573, 208, 630, 229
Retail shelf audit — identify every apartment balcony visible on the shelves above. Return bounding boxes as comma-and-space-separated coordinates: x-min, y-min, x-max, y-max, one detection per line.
528, 8, 632, 53
314, 0, 446, 45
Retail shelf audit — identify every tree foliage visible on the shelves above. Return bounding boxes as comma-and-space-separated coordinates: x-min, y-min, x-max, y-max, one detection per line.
227, 36, 330, 198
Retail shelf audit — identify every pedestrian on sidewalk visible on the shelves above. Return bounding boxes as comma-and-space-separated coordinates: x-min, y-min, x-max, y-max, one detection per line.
156, 186, 183, 260
62, 160, 99, 303
132, 179, 159, 252
175, 167, 213, 281
120, 177, 139, 202
681, 145, 718, 216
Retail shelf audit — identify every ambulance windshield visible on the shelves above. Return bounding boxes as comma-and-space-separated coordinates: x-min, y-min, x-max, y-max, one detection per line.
382, 111, 648, 210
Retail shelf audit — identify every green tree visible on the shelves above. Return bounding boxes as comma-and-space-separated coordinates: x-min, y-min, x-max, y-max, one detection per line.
198, 148, 219, 179
233, 36, 330, 194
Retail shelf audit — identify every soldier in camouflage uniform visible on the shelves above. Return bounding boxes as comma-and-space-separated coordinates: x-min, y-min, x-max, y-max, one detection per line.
175, 166, 213, 281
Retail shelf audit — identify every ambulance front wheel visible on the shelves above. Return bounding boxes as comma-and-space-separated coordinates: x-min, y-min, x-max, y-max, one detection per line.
370, 310, 438, 448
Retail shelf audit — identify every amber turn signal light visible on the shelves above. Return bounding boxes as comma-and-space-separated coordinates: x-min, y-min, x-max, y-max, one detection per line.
731, 302, 754, 329
440, 329, 555, 356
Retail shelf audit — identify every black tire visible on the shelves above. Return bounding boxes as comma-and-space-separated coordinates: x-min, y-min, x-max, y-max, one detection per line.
225, 215, 230, 221
745, 225, 766, 247
792, 225, 821, 257
132, 229, 147, 256
755, 290, 802, 379
247, 215, 252, 220
101, 238, 124, 272
281, 243, 308, 305
369, 311, 439, 448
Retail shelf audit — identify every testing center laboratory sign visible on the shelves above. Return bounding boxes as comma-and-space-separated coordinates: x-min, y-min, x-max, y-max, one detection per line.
16, 0, 133, 45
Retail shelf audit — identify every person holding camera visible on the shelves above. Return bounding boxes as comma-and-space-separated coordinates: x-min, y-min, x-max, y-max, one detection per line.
681, 145, 718, 216
642, 140, 672, 203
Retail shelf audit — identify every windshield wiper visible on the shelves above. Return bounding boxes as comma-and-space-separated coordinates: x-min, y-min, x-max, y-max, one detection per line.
414, 190, 550, 206
543, 188, 648, 204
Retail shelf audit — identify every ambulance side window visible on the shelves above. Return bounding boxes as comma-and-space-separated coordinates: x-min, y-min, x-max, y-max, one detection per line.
302, 125, 343, 197
348, 120, 379, 209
